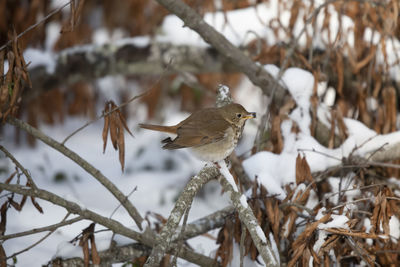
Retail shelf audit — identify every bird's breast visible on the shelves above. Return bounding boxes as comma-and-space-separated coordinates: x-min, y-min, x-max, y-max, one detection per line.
190, 127, 238, 162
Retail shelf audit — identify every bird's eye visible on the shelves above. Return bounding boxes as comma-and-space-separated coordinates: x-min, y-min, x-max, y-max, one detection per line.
236, 113, 242, 118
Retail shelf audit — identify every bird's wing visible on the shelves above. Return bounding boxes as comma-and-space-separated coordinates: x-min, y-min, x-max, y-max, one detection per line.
163, 109, 230, 149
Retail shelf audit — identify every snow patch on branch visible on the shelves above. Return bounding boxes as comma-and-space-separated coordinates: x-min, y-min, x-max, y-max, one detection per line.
218, 160, 238, 192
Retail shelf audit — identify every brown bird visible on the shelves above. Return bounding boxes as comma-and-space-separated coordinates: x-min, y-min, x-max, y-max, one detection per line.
139, 103, 256, 162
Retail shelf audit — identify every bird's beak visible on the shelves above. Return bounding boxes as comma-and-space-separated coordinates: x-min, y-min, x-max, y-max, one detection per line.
243, 112, 256, 120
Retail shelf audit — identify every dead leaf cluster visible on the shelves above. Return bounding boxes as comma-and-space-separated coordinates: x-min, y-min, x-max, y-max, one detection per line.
0, 170, 43, 266
216, 154, 400, 266
102, 100, 133, 172
0, 31, 30, 122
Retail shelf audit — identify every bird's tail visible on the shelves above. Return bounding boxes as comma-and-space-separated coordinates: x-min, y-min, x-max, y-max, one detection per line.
139, 123, 177, 134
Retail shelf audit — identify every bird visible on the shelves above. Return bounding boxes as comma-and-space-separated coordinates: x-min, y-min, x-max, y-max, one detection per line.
139, 103, 256, 162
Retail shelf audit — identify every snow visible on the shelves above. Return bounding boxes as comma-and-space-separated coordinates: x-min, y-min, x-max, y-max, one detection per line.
318, 214, 349, 230
24, 48, 56, 73
218, 84, 230, 100
243, 65, 400, 197
239, 195, 248, 208
228, 242, 263, 267
255, 225, 267, 243
269, 232, 280, 265
53, 241, 83, 259
389, 216, 400, 243
218, 160, 238, 192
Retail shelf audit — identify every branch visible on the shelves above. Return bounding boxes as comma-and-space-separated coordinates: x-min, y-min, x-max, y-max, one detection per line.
51, 243, 151, 267
174, 205, 235, 241
0, 145, 37, 189
6, 116, 144, 231
154, 0, 288, 105
0, 183, 218, 266
144, 165, 220, 267
27, 42, 236, 96
4, 213, 72, 261
0, 215, 83, 241
217, 161, 279, 267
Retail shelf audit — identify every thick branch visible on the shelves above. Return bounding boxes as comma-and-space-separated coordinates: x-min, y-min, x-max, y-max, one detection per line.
144, 165, 220, 267
154, 0, 288, 105
28, 42, 235, 95
218, 162, 279, 267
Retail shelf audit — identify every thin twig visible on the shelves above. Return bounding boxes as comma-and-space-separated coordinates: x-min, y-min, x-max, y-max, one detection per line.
0, 215, 83, 241
0, 1, 72, 52
61, 91, 146, 145
0, 145, 37, 189
4, 213, 72, 261
109, 186, 137, 219
61, 57, 172, 145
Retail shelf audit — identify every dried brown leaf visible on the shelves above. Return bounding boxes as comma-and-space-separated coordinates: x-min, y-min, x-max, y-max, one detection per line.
102, 103, 110, 153
8, 197, 22, 211
0, 244, 5, 267
0, 171, 17, 194
288, 242, 306, 267
295, 154, 313, 185
79, 223, 95, 267
292, 213, 331, 249
215, 219, 234, 267
355, 46, 377, 73
370, 192, 381, 233
61, 0, 86, 33
0, 202, 8, 235
0, 50, 4, 85
82, 236, 89, 267
383, 86, 397, 133
324, 228, 385, 239
90, 234, 100, 265
335, 51, 344, 96
109, 106, 119, 150
301, 246, 311, 267
117, 109, 133, 136
30, 196, 43, 213
335, 107, 348, 140
117, 117, 125, 172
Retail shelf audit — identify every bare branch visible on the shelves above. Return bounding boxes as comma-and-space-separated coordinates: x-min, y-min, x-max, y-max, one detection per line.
0, 215, 83, 241
174, 205, 234, 241
0, 145, 37, 189
144, 165, 220, 267
217, 162, 279, 267
154, 0, 288, 104
27, 42, 236, 98
6, 116, 144, 231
